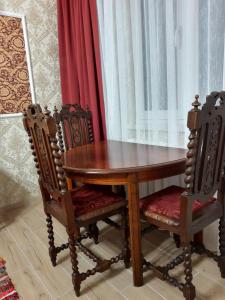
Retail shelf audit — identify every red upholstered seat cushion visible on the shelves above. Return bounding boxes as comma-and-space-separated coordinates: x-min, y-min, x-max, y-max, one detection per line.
140, 185, 215, 226
71, 185, 124, 218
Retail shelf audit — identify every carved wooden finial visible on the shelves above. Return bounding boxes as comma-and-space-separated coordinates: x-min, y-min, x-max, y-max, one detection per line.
219, 91, 225, 105
192, 95, 201, 111
44, 105, 51, 117
53, 105, 58, 113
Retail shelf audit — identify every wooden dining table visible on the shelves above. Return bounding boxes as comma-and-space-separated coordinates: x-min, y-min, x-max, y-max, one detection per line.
63, 140, 187, 287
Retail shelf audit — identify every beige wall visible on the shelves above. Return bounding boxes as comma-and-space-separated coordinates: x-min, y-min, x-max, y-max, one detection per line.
0, 0, 61, 207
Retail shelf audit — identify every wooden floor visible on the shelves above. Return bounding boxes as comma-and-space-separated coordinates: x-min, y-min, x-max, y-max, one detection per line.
1, 200, 225, 300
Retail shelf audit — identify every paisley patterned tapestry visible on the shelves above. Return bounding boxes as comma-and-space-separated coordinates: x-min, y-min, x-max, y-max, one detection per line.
0, 14, 32, 114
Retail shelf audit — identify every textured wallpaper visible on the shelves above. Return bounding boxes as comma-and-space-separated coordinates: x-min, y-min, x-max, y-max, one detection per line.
0, 0, 61, 207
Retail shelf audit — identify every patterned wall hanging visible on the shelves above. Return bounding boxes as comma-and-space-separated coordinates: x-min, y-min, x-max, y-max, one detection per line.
0, 11, 35, 117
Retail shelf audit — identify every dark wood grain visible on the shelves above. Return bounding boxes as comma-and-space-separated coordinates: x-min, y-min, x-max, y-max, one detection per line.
54, 104, 94, 150
141, 92, 225, 300
63, 140, 186, 175
63, 140, 187, 286
23, 104, 130, 297
54, 104, 125, 241
127, 173, 143, 285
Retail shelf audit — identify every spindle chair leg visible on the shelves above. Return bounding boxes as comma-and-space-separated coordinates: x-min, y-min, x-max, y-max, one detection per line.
68, 233, 81, 297
182, 244, 196, 300
218, 217, 225, 278
122, 207, 130, 268
173, 234, 181, 248
46, 214, 57, 266
88, 223, 99, 244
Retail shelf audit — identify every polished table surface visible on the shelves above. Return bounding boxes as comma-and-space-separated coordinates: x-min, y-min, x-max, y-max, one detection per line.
63, 140, 187, 287
63, 140, 186, 174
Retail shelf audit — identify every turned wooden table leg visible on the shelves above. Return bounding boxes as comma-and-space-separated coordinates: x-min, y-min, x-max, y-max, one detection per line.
127, 173, 143, 287
194, 231, 203, 244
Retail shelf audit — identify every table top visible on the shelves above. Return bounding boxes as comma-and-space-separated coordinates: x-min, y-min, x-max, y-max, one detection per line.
63, 140, 187, 175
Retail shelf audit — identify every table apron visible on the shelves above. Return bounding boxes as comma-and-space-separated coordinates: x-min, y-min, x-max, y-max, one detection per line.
137, 162, 185, 182
65, 172, 129, 185
64, 162, 185, 186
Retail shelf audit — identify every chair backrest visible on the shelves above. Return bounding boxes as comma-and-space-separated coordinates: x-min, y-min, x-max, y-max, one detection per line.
184, 91, 225, 201
54, 104, 94, 150
23, 104, 67, 199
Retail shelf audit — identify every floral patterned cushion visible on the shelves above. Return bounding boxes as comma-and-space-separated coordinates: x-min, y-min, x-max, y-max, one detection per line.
140, 185, 215, 226
71, 185, 124, 217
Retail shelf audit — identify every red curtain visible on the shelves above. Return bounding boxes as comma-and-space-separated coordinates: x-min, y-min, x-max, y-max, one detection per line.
57, 0, 106, 141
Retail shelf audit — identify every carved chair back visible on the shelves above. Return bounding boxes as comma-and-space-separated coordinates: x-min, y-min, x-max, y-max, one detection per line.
54, 104, 94, 151
23, 104, 67, 200
184, 91, 225, 201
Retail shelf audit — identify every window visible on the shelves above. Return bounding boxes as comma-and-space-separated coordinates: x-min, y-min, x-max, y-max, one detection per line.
97, 0, 225, 147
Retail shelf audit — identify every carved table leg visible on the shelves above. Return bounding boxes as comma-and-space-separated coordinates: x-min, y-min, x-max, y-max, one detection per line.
121, 207, 131, 268
46, 214, 57, 266
193, 231, 203, 245
68, 233, 81, 297
183, 244, 196, 300
128, 174, 143, 286
218, 218, 225, 278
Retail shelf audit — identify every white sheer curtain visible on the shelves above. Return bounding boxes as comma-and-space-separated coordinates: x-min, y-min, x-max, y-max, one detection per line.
97, 0, 225, 146
97, 0, 225, 249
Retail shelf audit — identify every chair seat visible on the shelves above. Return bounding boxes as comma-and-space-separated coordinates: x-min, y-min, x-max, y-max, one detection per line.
71, 185, 126, 222
140, 185, 215, 226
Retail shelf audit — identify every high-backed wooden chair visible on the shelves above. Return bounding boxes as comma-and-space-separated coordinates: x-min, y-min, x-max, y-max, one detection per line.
23, 104, 130, 297
53, 104, 125, 242
139, 91, 225, 300
53, 104, 99, 242
53, 104, 94, 150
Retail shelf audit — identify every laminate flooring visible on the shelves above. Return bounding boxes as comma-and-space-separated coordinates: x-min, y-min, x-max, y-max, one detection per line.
1, 201, 225, 300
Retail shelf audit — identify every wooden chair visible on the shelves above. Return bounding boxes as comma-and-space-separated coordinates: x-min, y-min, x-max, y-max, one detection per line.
53, 104, 125, 242
23, 104, 130, 297
53, 104, 126, 200
53, 104, 94, 150
139, 91, 225, 300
